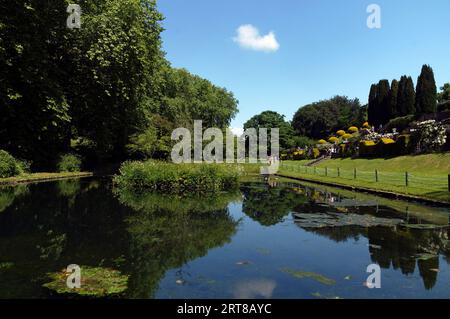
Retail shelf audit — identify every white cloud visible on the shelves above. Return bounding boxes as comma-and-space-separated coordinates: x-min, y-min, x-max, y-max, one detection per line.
230, 127, 244, 136
233, 24, 280, 53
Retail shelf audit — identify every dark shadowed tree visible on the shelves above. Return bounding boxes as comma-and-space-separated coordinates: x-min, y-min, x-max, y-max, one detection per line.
376, 80, 390, 126
397, 76, 416, 116
415, 65, 437, 115
368, 84, 378, 127
388, 79, 399, 120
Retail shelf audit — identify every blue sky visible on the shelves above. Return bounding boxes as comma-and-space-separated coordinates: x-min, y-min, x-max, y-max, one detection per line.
157, 0, 450, 129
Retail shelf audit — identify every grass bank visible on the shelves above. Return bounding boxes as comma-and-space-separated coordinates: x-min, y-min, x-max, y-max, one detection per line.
114, 161, 242, 193
0, 172, 93, 186
280, 153, 450, 203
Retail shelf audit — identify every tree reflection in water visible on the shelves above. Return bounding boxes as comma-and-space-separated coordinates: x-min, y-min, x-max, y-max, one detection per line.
241, 180, 450, 291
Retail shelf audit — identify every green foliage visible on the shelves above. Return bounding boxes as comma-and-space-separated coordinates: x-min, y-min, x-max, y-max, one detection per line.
415, 65, 437, 114
292, 96, 365, 139
159, 68, 238, 129
312, 148, 320, 158
384, 115, 415, 133
368, 84, 378, 127
57, 154, 82, 173
127, 126, 158, 159
397, 76, 416, 116
388, 79, 399, 119
0, 150, 20, 178
241, 184, 307, 226
114, 161, 241, 193
359, 140, 376, 157
243, 111, 295, 151
0, 1, 238, 167
437, 83, 450, 103
375, 138, 397, 157
438, 100, 450, 112
43, 267, 128, 297
376, 80, 391, 126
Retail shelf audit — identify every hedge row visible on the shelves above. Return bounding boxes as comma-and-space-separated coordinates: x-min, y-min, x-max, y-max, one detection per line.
359, 135, 412, 157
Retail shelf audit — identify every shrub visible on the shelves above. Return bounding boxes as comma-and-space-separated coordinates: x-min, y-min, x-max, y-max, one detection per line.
336, 130, 346, 136
292, 150, 305, 160
328, 136, 339, 144
438, 101, 450, 112
375, 138, 396, 157
114, 161, 242, 193
359, 140, 376, 157
0, 150, 20, 178
384, 115, 415, 133
312, 148, 320, 159
342, 134, 353, 140
57, 154, 82, 172
348, 126, 359, 133
318, 139, 327, 145
362, 122, 370, 128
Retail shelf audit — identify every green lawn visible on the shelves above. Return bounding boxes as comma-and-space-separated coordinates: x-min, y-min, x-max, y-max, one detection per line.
280, 153, 450, 203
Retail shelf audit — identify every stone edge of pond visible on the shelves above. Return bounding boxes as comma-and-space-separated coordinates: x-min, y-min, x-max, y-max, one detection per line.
276, 173, 450, 208
0, 172, 94, 186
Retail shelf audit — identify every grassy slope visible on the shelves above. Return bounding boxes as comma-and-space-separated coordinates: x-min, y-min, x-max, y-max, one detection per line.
280, 153, 450, 202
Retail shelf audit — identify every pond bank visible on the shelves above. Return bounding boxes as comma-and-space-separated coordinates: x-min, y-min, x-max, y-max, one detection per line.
0, 172, 94, 186
276, 173, 450, 207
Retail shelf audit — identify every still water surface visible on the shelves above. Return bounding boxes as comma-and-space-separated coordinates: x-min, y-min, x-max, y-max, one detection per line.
0, 177, 449, 298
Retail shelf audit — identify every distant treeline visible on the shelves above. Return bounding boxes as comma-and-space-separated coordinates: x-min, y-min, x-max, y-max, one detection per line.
0, 0, 238, 169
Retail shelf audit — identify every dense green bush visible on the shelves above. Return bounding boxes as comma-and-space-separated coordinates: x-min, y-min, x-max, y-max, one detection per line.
114, 161, 242, 193
57, 154, 82, 172
0, 150, 21, 178
384, 115, 415, 133
375, 138, 397, 157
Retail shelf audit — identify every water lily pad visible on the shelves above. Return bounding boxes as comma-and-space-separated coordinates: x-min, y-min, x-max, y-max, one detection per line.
281, 268, 336, 285
43, 266, 128, 298
293, 212, 403, 229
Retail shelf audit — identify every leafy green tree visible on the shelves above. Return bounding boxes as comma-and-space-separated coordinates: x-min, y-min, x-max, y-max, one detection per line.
397, 76, 416, 116
415, 65, 437, 114
292, 96, 364, 139
437, 83, 450, 103
67, 0, 166, 162
158, 68, 239, 130
244, 111, 295, 151
0, 0, 73, 168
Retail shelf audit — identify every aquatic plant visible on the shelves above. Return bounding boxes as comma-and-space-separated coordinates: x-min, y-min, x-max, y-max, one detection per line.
43, 266, 128, 298
114, 160, 241, 193
281, 268, 336, 285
